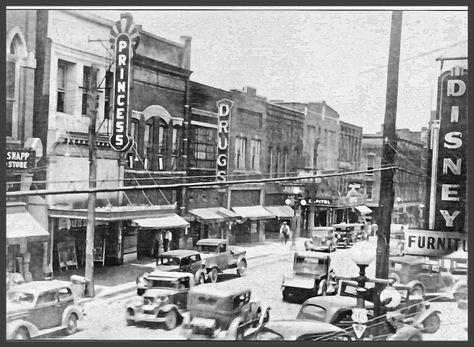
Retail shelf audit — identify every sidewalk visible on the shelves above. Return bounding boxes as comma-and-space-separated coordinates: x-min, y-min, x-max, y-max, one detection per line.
57, 238, 306, 304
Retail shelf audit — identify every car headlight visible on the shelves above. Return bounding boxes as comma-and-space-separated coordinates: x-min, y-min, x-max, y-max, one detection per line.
336, 234, 341, 239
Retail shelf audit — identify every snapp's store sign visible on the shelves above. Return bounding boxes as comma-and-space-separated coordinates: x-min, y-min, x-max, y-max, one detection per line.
6, 148, 35, 171
109, 13, 141, 152
216, 99, 233, 181
405, 229, 467, 257
434, 67, 467, 232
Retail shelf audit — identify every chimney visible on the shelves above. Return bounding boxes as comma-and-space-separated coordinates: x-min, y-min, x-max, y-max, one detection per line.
180, 36, 192, 70
243, 86, 257, 96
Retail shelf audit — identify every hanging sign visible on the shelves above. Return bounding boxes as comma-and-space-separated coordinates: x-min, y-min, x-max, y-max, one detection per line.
433, 67, 467, 232
216, 99, 233, 181
6, 148, 35, 171
109, 13, 141, 152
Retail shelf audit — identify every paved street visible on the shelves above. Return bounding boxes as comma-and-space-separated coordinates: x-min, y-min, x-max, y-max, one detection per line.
52, 241, 467, 340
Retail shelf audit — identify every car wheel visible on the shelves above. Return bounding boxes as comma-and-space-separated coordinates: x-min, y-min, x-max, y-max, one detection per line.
126, 308, 135, 326
66, 313, 78, 335
14, 327, 29, 340
209, 268, 219, 283
388, 273, 401, 284
197, 273, 206, 285
454, 285, 467, 302
237, 260, 247, 277
409, 335, 422, 341
236, 330, 244, 340
163, 310, 178, 331
411, 284, 424, 297
422, 313, 441, 334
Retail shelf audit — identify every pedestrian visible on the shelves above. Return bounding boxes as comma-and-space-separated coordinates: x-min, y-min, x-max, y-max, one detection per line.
279, 222, 291, 245
164, 229, 173, 252
372, 223, 378, 236
152, 232, 162, 259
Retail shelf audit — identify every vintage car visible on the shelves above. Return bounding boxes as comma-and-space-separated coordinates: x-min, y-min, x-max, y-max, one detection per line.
6, 280, 83, 339
247, 319, 351, 341
389, 255, 461, 299
304, 227, 336, 253
126, 272, 194, 330
332, 223, 369, 248
296, 281, 424, 340
196, 238, 247, 282
136, 250, 207, 295
181, 280, 270, 340
281, 251, 337, 303
389, 229, 406, 256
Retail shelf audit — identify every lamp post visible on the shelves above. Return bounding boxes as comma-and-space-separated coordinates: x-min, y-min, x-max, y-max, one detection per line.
285, 186, 306, 251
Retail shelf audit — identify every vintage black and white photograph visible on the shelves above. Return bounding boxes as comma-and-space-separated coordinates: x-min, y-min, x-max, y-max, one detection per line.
5, 5, 468, 341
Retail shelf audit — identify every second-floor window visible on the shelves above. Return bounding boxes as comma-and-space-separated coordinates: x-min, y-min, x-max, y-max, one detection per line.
366, 181, 374, 200
268, 147, 273, 177
144, 122, 153, 170
283, 150, 288, 176
57, 62, 67, 113
235, 137, 247, 170
189, 126, 216, 169
250, 139, 261, 171
104, 70, 113, 119
82, 66, 91, 115
366, 153, 375, 176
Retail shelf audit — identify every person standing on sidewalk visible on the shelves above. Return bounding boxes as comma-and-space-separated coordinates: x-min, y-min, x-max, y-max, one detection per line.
279, 222, 290, 245
152, 232, 162, 259
163, 229, 173, 252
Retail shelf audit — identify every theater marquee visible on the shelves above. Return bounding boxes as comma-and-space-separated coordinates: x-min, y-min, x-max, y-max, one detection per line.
109, 13, 141, 152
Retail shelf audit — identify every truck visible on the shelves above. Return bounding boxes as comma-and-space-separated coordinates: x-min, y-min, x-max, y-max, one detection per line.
195, 238, 247, 283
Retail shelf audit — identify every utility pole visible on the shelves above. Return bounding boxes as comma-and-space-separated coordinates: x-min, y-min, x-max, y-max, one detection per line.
374, 11, 403, 318
85, 65, 99, 297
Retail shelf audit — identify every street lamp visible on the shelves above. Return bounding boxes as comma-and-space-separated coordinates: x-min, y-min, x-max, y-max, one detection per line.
285, 187, 306, 251
351, 241, 376, 309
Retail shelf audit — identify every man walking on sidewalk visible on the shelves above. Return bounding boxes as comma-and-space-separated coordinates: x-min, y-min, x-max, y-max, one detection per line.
164, 229, 172, 252
280, 222, 290, 245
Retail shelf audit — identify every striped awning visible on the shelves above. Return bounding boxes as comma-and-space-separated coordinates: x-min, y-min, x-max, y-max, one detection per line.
355, 205, 373, 214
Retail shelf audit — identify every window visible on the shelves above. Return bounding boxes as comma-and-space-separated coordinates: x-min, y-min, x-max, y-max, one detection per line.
82, 66, 92, 115
104, 70, 113, 119
6, 61, 15, 137
144, 122, 153, 170
219, 243, 227, 252
268, 147, 273, 177
158, 121, 167, 154
275, 149, 280, 176
235, 137, 247, 170
250, 139, 261, 171
58, 288, 73, 302
366, 181, 374, 201
283, 150, 288, 176
37, 291, 57, 306
189, 126, 216, 169
366, 153, 375, 176
57, 62, 66, 112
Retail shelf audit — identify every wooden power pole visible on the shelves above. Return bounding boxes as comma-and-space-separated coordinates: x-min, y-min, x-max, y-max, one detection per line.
374, 11, 403, 317
84, 65, 99, 297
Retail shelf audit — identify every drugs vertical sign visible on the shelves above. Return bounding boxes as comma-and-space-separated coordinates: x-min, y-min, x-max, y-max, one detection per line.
216, 99, 233, 181
434, 67, 468, 232
109, 13, 141, 152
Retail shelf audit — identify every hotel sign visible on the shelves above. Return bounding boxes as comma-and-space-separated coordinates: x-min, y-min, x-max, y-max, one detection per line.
216, 99, 233, 181
109, 13, 141, 152
434, 67, 467, 232
6, 148, 35, 171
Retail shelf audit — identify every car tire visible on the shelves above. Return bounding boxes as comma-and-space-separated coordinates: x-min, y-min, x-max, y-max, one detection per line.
421, 313, 441, 334
209, 268, 218, 283
14, 327, 29, 340
388, 273, 401, 283
237, 260, 247, 277
163, 310, 178, 331
197, 273, 206, 285
65, 313, 78, 335
411, 284, 424, 297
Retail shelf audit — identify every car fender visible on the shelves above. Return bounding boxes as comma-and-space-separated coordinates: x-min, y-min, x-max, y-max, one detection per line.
61, 305, 83, 326
387, 325, 423, 341
194, 269, 207, 282
407, 280, 424, 293
226, 316, 244, 340
7, 319, 40, 339
236, 255, 247, 265
317, 279, 327, 295
411, 309, 441, 327
451, 280, 467, 295
158, 303, 183, 319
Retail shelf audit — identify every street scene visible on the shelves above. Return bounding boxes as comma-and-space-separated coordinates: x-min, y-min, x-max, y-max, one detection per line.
5, 6, 468, 342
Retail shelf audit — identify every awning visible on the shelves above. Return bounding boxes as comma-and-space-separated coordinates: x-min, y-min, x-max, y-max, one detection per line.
7, 212, 50, 244
232, 206, 275, 220
133, 214, 189, 229
355, 205, 373, 214
188, 207, 240, 223
264, 205, 295, 219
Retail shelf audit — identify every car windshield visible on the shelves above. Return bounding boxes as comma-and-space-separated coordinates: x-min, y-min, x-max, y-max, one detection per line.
294, 256, 328, 275
148, 279, 179, 289
157, 256, 180, 266
7, 291, 35, 304
198, 245, 218, 253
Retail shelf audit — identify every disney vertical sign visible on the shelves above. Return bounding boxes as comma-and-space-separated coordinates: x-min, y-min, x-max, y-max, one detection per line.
216, 99, 233, 181
109, 13, 141, 152
434, 67, 468, 232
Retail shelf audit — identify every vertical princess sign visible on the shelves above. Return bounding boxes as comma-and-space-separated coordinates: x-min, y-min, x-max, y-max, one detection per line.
109, 13, 141, 152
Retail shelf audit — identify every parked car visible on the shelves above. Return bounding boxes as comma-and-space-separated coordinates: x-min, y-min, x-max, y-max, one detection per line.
126, 272, 195, 330
389, 255, 460, 299
389, 229, 406, 256
196, 238, 247, 282
281, 251, 337, 303
6, 280, 83, 340
247, 319, 351, 341
181, 281, 269, 340
136, 250, 207, 295
297, 281, 423, 340
304, 227, 336, 253
332, 223, 356, 247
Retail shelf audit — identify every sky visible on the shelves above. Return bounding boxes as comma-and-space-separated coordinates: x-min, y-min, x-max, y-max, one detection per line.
94, 8, 467, 134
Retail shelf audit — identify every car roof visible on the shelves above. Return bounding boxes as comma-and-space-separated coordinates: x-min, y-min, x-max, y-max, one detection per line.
303, 295, 374, 310
390, 255, 426, 265
295, 251, 330, 259
159, 250, 199, 258
196, 238, 226, 245
189, 280, 250, 297
9, 280, 72, 294
147, 271, 194, 279
262, 320, 343, 339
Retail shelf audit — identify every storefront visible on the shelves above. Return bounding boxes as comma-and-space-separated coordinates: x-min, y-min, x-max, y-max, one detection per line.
263, 205, 295, 239
186, 207, 241, 246
231, 206, 275, 244
47, 204, 186, 273
7, 202, 50, 282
